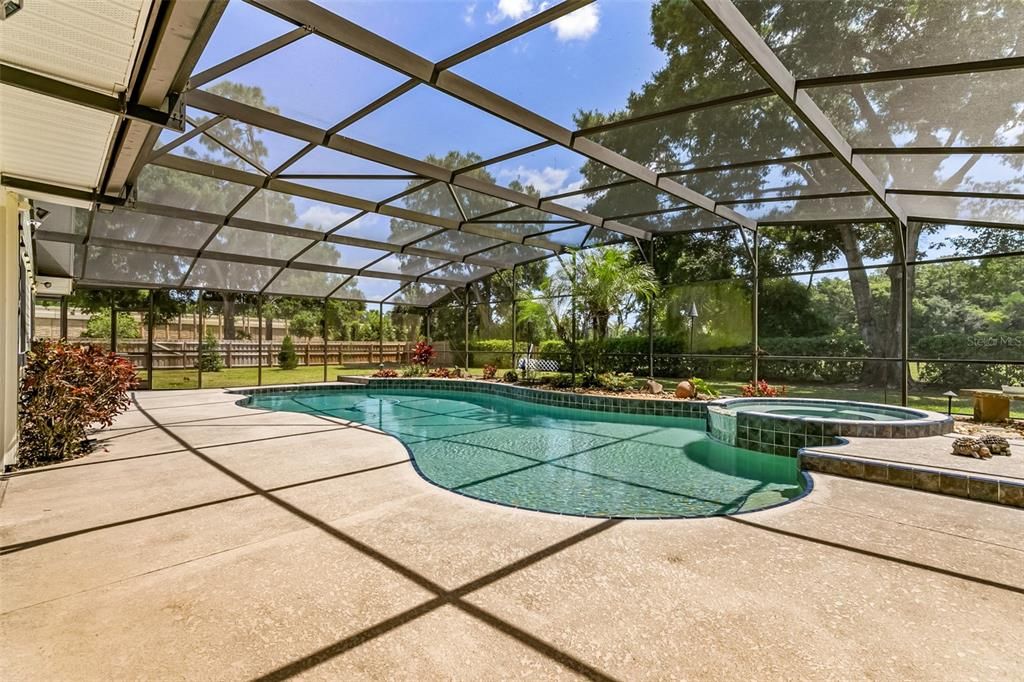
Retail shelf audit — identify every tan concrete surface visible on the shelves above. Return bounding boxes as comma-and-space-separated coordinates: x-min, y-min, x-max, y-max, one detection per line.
2, 388, 1022, 680
813, 432, 1024, 480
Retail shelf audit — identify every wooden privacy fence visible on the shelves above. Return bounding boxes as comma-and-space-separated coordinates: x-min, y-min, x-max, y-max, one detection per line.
113, 340, 415, 369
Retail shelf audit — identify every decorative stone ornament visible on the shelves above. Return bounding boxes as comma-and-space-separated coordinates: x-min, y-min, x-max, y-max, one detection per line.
978, 434, 1012, 456
952, 436, 993, 459
675, 380, 695, 399
645, 379, 664, 394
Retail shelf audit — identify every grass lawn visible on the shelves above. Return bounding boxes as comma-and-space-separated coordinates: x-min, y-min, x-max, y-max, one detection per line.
148, 365, 1019, 419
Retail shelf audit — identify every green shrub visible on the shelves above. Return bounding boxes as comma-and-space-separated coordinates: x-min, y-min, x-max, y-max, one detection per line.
548, 373, 577, 389
81, 311, 141, 339
196, 331, 223, 372
468, 339, 513, 368
597, 372, 634, 392
277, 335, 298, 370
503, 370, 518, 383
690, 377, 719, 398
401, 364, 426, 377
18, 341, 138, 467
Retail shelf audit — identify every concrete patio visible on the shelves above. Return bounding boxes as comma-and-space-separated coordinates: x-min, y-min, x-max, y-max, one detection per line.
2, 388, 1022, 680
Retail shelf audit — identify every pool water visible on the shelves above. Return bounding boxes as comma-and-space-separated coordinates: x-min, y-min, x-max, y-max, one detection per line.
731, 401, 911, 421
245, 390, 806, 518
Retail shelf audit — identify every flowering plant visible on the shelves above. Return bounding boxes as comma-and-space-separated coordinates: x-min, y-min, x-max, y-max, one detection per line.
482, 364, 497, 380
372, 367, 399, 378
741, 379, 787, 398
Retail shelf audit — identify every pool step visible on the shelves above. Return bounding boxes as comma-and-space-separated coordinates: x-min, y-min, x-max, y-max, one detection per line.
799, 450, 1024, 508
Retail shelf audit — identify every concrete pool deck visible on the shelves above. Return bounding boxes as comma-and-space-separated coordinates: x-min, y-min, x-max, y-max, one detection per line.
2, 388, 1022, 680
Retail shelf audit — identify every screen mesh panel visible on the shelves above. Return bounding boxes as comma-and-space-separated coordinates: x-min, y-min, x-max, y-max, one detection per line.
35, 0, 1024, 307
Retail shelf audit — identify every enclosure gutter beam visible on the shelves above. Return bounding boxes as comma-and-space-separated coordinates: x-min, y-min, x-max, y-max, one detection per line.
104, 0, 223, 195
245, 0, 742, 233
690, 0, 907, 228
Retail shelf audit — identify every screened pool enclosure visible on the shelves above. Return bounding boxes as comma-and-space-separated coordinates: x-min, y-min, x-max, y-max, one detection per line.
16, 0, 1024, 415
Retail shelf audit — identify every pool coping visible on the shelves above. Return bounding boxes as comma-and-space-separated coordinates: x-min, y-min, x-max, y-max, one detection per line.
798, 450, 1024, 508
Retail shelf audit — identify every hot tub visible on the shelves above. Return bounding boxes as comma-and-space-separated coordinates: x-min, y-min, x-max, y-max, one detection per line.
707, 397, 953, 457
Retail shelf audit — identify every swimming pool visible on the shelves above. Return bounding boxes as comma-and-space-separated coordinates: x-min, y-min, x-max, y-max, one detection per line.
243, 388, 807, 518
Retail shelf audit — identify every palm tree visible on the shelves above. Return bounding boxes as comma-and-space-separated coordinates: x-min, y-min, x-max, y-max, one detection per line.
551, 246, 659, 341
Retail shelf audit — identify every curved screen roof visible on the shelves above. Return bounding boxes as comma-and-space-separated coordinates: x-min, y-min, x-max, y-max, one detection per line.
24, 0, 1024, 305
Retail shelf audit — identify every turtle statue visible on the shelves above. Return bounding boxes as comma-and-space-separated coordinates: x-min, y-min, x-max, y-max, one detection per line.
952, 437, 992, 459
978, 434, 1012, 457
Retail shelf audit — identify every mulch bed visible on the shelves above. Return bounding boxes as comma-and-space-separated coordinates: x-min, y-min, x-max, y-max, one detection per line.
953, 416, 1024, 441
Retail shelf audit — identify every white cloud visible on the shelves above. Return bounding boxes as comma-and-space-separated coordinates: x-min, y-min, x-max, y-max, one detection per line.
498, 165, 572, 195
497, 166, 592, 210
550, 4, 599, 41
488, 0, 534, 23
554, 181, 589, 210
297, 204, 355, 230
463, 1, 477, 25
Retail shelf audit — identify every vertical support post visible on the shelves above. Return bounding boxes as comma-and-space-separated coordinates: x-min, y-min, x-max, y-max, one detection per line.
257, 295, 263, 386
109, 292, 117, 354
147, 290, 154, 390
511, 264, 518, 374
59, 296, 68, 339
570, 251, 577, 385
197, 290, 204, 390
378, 301, 384, 366
425, 306, 431, 341
752, 228, 759, 385
647, 238, 655, 379
900, 223, 910, 407
323, 298, 329, 382
463, 294, 470, 371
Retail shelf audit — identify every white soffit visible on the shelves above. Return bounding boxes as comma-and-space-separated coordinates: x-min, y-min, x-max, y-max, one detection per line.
0, 0, 153, 95
0, 85, 119, 190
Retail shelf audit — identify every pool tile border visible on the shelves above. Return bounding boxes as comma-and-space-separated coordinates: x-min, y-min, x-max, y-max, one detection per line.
232, 378, 711, 419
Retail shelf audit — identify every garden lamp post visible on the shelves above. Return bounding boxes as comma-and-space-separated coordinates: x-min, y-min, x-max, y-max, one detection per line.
685, 302, 699, 354
943, 390, 958, 416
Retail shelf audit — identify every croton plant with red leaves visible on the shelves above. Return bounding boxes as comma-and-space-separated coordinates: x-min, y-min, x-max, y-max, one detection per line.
410, 340, 435, 366
17, 340, 138, 467
741, 379, 788, 398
